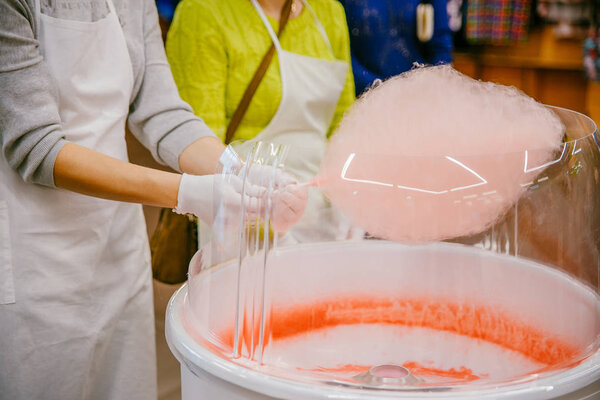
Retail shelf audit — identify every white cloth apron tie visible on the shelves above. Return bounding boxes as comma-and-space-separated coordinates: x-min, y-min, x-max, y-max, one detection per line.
0, 0, 156, 398
246, 0, 351, 243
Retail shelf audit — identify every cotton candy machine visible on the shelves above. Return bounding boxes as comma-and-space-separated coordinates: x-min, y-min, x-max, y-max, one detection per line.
166, 106, 600, 399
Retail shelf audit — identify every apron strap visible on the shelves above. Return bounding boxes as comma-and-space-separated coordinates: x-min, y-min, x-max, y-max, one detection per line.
250, 0, 284, 53
106, 0, 118, 16
301, 0, 335, 56
227, 0, 293, 144
251, 0, 336, 60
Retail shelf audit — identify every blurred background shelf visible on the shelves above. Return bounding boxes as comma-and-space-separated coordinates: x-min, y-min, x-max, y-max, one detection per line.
453, 26, 590, 117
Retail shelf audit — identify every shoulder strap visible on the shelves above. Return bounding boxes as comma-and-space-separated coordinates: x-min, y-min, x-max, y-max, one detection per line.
224, 0, 293, 145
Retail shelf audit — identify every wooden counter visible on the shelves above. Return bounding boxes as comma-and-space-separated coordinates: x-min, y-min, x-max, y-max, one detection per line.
453, 26, 588, 115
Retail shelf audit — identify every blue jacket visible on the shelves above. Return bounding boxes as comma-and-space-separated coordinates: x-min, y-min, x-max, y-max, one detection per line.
340, 0, 453, 95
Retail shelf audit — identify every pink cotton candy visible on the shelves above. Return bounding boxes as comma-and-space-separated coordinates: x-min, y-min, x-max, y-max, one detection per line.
317, 65, 565, 243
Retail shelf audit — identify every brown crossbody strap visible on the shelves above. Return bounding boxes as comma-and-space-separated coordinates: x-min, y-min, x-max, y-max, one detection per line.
224, 0, 294, 145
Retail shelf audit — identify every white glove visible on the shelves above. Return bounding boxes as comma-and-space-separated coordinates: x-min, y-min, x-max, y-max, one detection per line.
174, 173, 266, 227
243, 163, 298, 188
270, 182, 308, 232
242, 163, 308, 232
177, 143, 308, 232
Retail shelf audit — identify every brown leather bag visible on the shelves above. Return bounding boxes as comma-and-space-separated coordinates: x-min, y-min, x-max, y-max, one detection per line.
150, 0, 293, 284
150, 209, 198, 284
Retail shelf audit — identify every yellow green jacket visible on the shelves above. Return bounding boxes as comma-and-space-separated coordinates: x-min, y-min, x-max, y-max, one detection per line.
166, 0, 355, 143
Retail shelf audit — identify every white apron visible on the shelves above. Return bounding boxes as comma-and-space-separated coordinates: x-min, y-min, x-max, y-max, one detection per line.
244, 0, 351, 244
0, 1, 156, 399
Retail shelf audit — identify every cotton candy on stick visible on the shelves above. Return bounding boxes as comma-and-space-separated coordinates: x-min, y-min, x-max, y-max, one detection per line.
316, 66, 565, 243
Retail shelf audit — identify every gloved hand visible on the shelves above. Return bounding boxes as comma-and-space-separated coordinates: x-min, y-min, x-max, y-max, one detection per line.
242, 163, 308, 232
243, 163, 298, 188
270, 182, 308, 232
174, 173, 266, 227
180, 145, 308, 232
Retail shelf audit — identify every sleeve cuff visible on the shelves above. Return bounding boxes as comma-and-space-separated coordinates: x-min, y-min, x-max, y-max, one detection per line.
157, 119, 217, 172
40, 138, 68, 188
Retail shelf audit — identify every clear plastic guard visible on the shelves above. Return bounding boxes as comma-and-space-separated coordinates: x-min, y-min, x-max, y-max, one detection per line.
183, 106, 600, 394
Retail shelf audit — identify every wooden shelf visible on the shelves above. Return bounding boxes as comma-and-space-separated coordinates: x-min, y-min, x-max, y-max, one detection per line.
454, 26, 584, 70
453, 26, 588, 115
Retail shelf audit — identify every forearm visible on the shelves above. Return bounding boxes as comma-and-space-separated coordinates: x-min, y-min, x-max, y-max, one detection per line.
178, 136, 227, 175
54, 142, 181, 208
